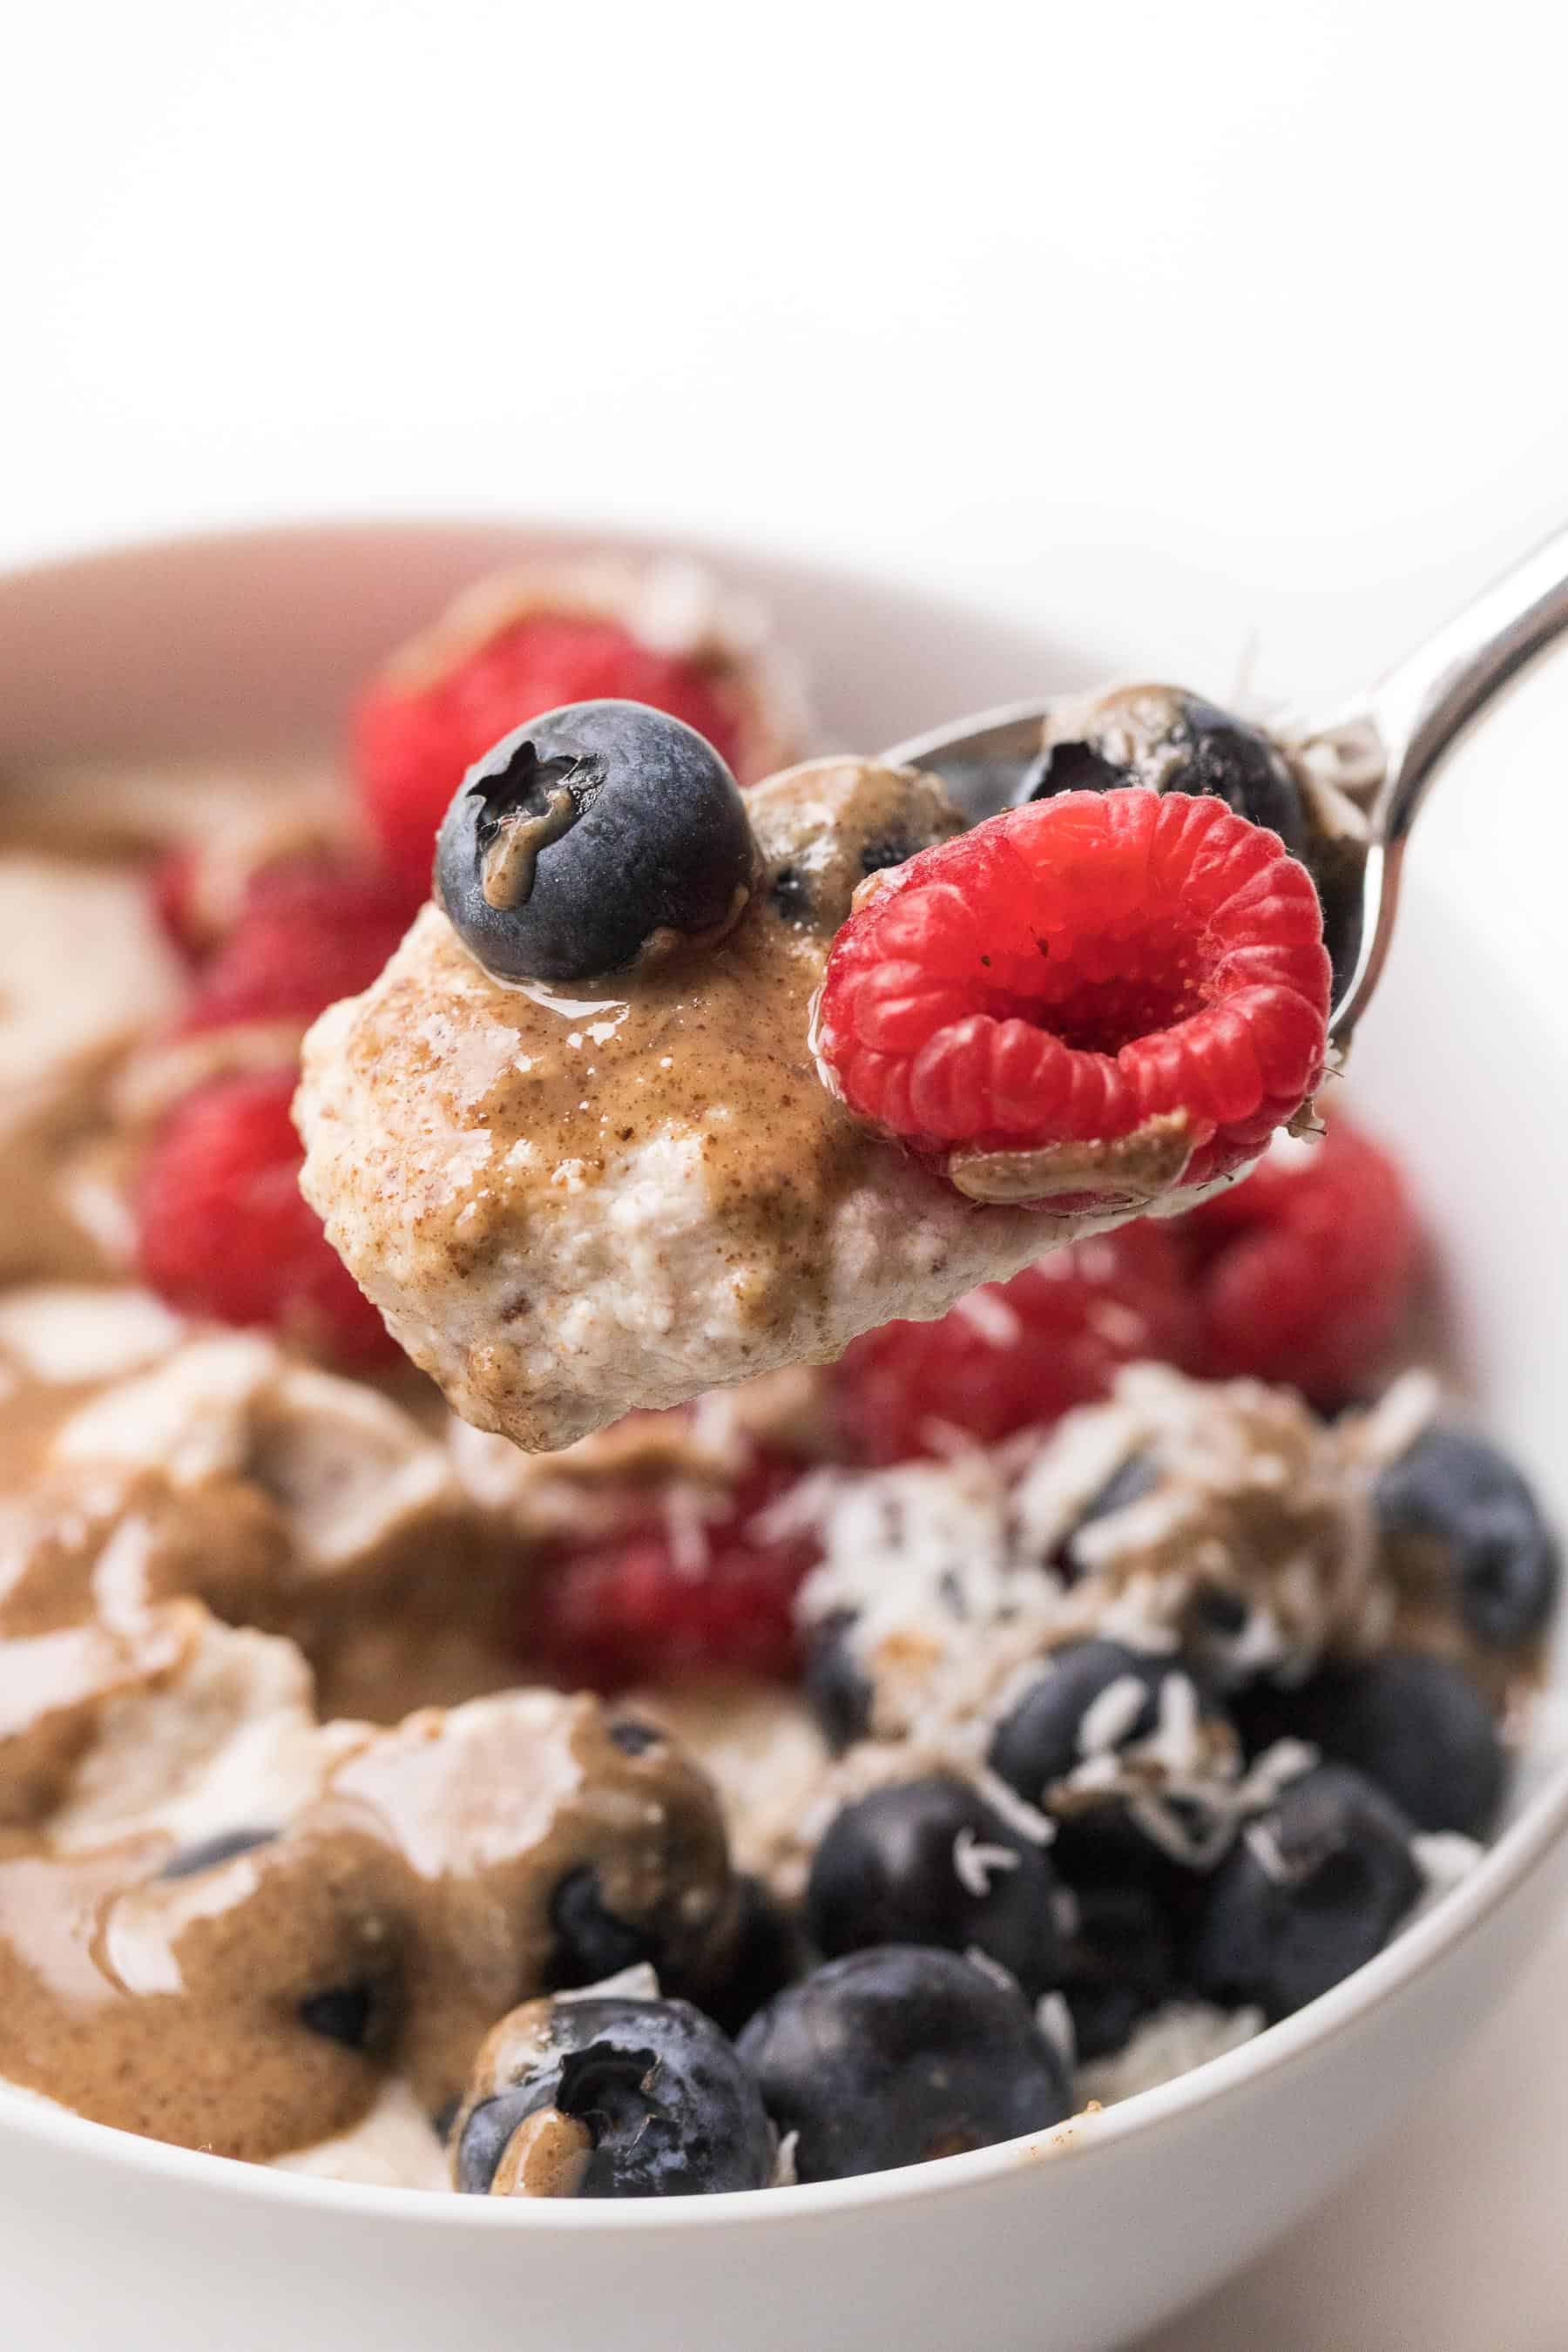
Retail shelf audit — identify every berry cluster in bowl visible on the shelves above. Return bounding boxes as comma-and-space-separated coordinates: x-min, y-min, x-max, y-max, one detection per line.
0, 551, 1557, 2202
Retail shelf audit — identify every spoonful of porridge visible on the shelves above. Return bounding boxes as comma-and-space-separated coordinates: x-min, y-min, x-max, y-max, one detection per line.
294, 527, 1568, 1450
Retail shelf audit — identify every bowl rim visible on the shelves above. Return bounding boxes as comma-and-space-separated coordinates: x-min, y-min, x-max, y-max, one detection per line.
6, 1754, 1563, 2233
2, 513, 1565, 2236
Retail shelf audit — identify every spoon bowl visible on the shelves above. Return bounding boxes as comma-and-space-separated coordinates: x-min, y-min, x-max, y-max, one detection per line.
885, 522, 1568, 1050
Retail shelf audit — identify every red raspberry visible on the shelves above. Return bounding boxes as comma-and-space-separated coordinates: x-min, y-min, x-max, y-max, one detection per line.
355, 614, 753, 899
814, 788, 1331, 1206
1175, 1112, 1424, 1406
834, 1223, 1203, 1465
152, 847, 210, 963
177, 860, 416, 1035
135, 1071, 398, 1369
528, 1461, 818, 1689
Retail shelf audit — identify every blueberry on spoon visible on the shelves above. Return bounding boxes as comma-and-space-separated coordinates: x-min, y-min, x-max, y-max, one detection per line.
1018, 683, 1307, 854
435, 700, 758, 984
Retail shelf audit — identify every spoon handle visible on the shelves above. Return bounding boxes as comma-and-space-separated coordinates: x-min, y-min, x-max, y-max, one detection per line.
1366, 520, 1568, 843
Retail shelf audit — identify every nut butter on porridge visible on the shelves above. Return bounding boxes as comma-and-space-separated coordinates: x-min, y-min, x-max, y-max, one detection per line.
297, 744, 1323, 1453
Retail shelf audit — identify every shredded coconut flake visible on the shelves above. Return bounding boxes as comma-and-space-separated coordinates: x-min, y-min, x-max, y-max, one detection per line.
951, 1826, 1021, 1897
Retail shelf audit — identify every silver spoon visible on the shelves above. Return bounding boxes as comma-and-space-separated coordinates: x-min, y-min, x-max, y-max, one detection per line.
882, 523, 1568, 1051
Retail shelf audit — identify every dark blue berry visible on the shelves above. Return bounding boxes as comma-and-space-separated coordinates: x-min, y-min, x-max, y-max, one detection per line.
988, 1639, 1226, 1803
1233, 1652, 1505, 1837
1375, 1426, 1560, 1650
1079, 1452, 1159, 1530
605, 1715, 665, 1757
1052, 1453, 1158, 1577
1187, 1763, 1420, 2022
1059, 1881, 1177, 2061
546, 1726, 733, 1991
1188, 1585, 1252, 1639
456, 1995, 774, 2197
990, 1642, 1239, 1887
435, 700, 756, 984
546, 1864, 659, 1989
802, 1610, 873, 1752
1018, 686, 1306, 855
1051, 1797, 1225, 1921
298, 1980, 391, 2051
158, 1826, 276, 1880
806, 1775, 1064, 1997
738, 1945, 1071, 2181
679, 1874, 804, 2038
990, 1640, 1164, 1799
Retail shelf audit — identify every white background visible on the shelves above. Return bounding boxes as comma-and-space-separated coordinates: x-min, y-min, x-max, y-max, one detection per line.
6, 0, 1568, 707
5, 4, 1568, 2344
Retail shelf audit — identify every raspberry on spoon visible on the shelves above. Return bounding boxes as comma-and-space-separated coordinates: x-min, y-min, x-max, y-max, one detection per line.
812, 787, 1331, 1211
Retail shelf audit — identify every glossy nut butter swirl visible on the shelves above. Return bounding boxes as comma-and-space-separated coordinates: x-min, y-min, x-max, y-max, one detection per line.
0, 1344, 737, 2162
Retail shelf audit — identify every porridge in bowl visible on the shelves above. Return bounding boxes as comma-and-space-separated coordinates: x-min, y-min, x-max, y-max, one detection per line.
0, 551, 1555, 2198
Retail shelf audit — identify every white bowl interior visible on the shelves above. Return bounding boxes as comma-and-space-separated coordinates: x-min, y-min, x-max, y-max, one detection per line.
0, 522, 1565, 2352
1348, 647, 1568, 1794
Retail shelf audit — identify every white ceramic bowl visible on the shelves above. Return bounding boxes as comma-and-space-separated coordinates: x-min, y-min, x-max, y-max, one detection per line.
1, 523, 1565, 2352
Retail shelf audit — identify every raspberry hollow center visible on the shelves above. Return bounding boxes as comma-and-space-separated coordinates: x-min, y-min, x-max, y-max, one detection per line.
983, 924, 1206, 1058
814, 787, 1333, 1196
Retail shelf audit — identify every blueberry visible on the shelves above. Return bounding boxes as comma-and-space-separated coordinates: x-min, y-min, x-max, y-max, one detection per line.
990, 1640, 1165, 1799
1078, 1452, 1159, 1528
738, 1945, 1071, 2181
1053, 1454, 1158, 1577
158, 1826, 277, 1880
1187, 1763, 1421, 2022
455, 1995, 774, 2197
1048, 1794, 1221, 1927
1375, 1425, 1560, 1650
806, 1775, 1064, 1997
1233, 1652, 1506, 1838
802, 1610, 873, 1752
767, 864, 813, 923
546, 1864, 660, 1989
605, 1716, 666, 1758
434, 700, 757, 984
298, 1964, 402, 2054
1188, 1586, 1252, 1639
754, 760, 964, 934
678, 1874, 804, 2038
1059, 1881, 1177, 2060
988, 1639, 1228, 1802
1180, 1580, 1281, 1691
298, 1984, 382, 2050
1019, 685, 1306, 855
990, 1641, 1239, 1879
